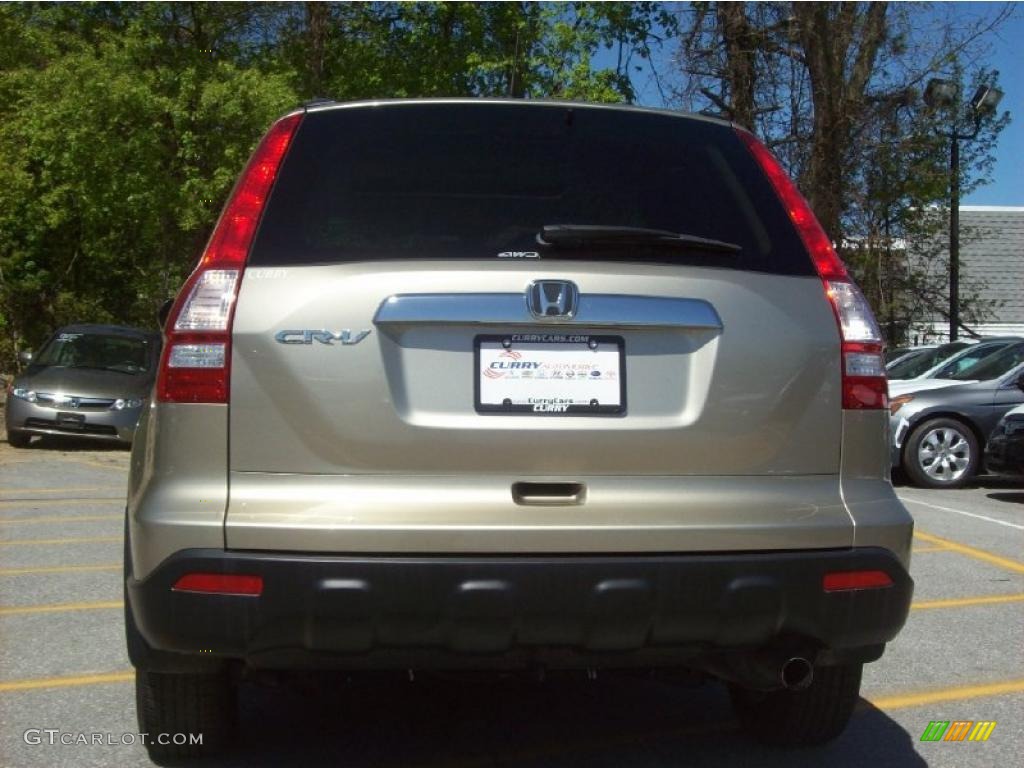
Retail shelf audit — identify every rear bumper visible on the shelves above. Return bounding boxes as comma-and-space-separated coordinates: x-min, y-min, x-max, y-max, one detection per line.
985, 432, 1024, 476
889, 415, 909, 468
128, 547, 912, 671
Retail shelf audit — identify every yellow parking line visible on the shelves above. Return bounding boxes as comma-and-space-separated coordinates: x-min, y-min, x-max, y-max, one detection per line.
0, 498, 123, 507
912, 593, 1024, 611
0, 564, 120, 576
0, 600, 122, 616
0, 487, 120, 495
0, 514, 121, 525
0, 535, 121, 546
0, 670, 134, 692
911, 545, 951, 553
869, 679, 1024, 710
914, 530, 1024, 575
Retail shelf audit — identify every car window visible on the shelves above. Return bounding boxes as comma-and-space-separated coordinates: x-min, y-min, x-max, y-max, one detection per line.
948, 343, 1024, 381
932, 343, 1009, 379
885, 347, 912, 364
916, 342, 973, 375
887, 349, 936, 379
937, 342, 971, 357
33, 332, 153, 374
250, 103, 814, 275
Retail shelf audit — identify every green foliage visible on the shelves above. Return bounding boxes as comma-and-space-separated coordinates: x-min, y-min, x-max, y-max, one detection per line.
1, 2, 1009, 361
0, 2, 665, 368
270, 2, 658, 102
0, 3, 297, 367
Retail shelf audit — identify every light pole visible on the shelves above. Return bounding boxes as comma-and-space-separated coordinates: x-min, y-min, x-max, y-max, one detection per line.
924, 78, 1004, 341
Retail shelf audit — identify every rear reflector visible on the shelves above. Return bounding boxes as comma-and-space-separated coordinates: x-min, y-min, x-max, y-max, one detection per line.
736, 128, 887, 410
823, 570, 893, 592
172, 573, 263, 596
157, 111, 303, 404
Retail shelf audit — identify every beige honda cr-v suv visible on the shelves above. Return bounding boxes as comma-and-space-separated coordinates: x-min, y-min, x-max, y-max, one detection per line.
125, 99, 913, 759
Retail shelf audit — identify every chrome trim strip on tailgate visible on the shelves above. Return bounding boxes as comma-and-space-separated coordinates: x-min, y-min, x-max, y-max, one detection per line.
374, 293, 723, 329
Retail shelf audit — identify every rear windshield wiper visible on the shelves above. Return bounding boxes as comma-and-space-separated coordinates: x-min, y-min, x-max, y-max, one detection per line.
537, 225, 741, 254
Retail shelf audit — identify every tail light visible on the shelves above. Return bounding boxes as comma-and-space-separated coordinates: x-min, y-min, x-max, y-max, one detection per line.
156, 112, 304, 403
737, 129, 887, 410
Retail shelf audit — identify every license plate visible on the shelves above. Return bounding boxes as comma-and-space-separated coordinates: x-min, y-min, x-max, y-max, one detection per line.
56, 412, 86, 429
475, 334, 625, 415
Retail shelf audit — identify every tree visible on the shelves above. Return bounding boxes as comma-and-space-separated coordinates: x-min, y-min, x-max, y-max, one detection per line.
270, 2, 671, 103
674, 1, 1012, 343
4, 2, 1007, 361
790, 2, 889, 241
0, 2, 673, 368
0, 3, 296, 366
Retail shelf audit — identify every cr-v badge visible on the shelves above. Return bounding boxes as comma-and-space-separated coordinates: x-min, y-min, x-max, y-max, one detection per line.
274, 329, 371, 345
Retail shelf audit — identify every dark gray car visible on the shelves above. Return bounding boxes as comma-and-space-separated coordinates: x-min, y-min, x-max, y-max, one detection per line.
5, 324, 161, 447
890, 341, 1024, 487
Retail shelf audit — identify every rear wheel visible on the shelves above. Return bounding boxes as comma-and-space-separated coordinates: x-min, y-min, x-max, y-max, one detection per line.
730, 662, 862, 747
903, 417, 978, 488
6, 429, 30, 448
136, 669, 236, 759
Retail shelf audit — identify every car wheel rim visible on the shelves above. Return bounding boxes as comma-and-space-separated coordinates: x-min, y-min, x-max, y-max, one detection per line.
918, 427, 971, 482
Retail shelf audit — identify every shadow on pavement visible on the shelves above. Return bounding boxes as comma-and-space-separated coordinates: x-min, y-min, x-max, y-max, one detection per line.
971, 475, 1024, 491
181, 673, 926, 768
986, 491, 1024, 504
893, 473, 1023, 493
15, 435, 129, 452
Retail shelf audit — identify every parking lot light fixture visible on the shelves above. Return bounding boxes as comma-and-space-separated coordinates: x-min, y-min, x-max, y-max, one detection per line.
924, 78, 957, 109
924, 76, 1006, 342
970, 84, 1004, 115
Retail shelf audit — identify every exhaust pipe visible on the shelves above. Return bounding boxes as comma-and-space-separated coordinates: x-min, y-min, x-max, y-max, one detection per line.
692, 650, 817, 690
780, 657, 814, 691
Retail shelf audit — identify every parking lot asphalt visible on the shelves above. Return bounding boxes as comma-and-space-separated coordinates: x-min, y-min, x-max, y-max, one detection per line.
0, 436, 1021, 767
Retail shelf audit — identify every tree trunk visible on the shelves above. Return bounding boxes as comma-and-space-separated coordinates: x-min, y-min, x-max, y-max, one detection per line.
715, 3, 757, 129
305, 1, 329, 97
792, 2, 888, 243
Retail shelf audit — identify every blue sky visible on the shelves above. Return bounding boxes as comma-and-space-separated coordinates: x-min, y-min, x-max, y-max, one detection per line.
960, 4, 1022, 204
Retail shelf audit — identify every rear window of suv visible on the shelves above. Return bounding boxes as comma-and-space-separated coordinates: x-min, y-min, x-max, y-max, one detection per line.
249, 102, 813, 275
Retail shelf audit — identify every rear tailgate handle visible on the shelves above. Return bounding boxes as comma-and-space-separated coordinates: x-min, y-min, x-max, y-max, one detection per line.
512, 482, 586, 506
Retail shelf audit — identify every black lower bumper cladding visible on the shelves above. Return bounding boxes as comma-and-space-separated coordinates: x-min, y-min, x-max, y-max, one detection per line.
128, 548, 913, 671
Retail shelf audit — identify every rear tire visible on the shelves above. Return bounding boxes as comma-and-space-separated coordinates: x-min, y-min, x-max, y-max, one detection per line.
6, 429, 30, 448
729, 662, 862, 747
136, 669, 236, 759
903, 417, 979, 488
